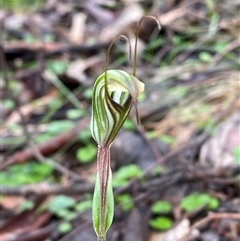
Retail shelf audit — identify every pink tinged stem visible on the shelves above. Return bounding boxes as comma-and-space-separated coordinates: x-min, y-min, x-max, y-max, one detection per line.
97, 145, 111, 238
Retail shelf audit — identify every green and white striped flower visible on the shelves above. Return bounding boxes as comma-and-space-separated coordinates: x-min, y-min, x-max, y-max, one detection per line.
90, 69, 144, 241
90, 69, 144, 147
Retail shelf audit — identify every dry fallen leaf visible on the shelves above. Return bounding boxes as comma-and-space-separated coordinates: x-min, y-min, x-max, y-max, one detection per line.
99, 3, 144, 43
0, 196, 26, 210
69, 13, 87, 44
149, 219, 199, 241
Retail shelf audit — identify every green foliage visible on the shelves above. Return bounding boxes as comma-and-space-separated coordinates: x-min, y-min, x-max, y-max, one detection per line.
2, 0, 43, 12
197, 118, 214, 131
54, 209, 76, 220
233, 146, 240, 165
116, 194, 134, 211
45, 120, 74, 134
34, 120, 75, 144
168, 85, 188, 99
46, 195, 94, 234
83, 89, 93, 99
180, 192, 219, 212
78, 129, 92, 143
24, 33, 37, 43
0, 162, 54, 186
199, 52, 212, 62
196, 103, 211, 114
58, 221, 72, 234
66, 109, 86, 119
137, 91, 146, 102
151, 200, 172, 214
18, 200, 34, 212
149, 217, 173, 231
213, 41, 228, 52
159, 135, 175, 144
47, 195, 92, 221
75, 199, 92, 212
3, 99, 15, 110
76, 143, 97, 163
146, 131, 155, 139
143, 38, 165, 63
113, 164, 143, 187
46, 60, 69, 75
151, 166, 164, 175
122, 118, 136, 131
48, 195, 76, 214
34, 133, 53, 144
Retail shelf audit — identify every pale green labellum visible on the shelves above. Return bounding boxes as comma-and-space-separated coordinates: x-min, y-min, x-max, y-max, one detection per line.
90, 69, 144, 147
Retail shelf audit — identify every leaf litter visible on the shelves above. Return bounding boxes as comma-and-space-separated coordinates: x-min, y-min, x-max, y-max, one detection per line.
1, 0, 240, 241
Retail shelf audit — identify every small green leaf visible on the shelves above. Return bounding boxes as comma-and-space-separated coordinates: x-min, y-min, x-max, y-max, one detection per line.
58, 222, 72, 234
159, 135, 175, 144
75, 200, 92, 212
3, 99, 15, 110
45, 121, 74, 134
114, 164, 142, 180
83, 88, 93, 99
199, 52, 212, 62
76, 144, 97, 163
0, 162, 53, 186
149, 217, 172, 231
48, 195, 76, 214
122, 118, 136, 131
146, 131, 155, 139
233, 146, 240, 165
169, 85, 188, 99
151, 200, 172, 214
151, 166, 164, 175
18, 200, 34, 212
116, 194, 133, 211
78, 129, 92, 143
113, 164, 142, 187
181, 192, 219, 212
43, 34, 54, 42
138, 91, 146, 101
67, 109, 85, 119
24, 33, 37, 43
56, 209, 77, 220
46, 60, 68, 75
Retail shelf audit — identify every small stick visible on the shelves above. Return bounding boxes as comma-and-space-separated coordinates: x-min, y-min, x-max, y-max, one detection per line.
179, 212, 240, 241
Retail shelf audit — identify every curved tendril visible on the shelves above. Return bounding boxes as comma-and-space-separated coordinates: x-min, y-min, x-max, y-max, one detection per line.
132, 16, 161, 77
104, 35, 132, 95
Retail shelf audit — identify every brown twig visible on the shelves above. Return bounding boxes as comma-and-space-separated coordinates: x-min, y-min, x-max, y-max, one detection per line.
0, 182, 94, 195
179, 212, 240, 241
2, 118, 89, 169
3, 41, 108, 61
211, 39, 240, 65
1, 164, 239, 196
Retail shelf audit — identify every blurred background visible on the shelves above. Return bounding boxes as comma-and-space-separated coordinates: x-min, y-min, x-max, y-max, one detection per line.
1, 0, 240, 241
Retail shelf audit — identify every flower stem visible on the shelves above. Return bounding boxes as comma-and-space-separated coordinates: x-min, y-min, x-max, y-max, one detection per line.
97, 146, 111, 237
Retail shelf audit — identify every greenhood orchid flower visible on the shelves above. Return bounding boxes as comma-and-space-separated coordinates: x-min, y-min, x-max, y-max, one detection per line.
90, 69, 144, 147
90, 15, 160, 241
90, 70, 144, 241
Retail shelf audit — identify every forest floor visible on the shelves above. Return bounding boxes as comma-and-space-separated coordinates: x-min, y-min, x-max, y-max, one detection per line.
1, 0, 240, 241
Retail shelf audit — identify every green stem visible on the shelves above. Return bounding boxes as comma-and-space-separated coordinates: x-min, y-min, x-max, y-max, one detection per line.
97, 146, 111, 237
98, 236, 106, 241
